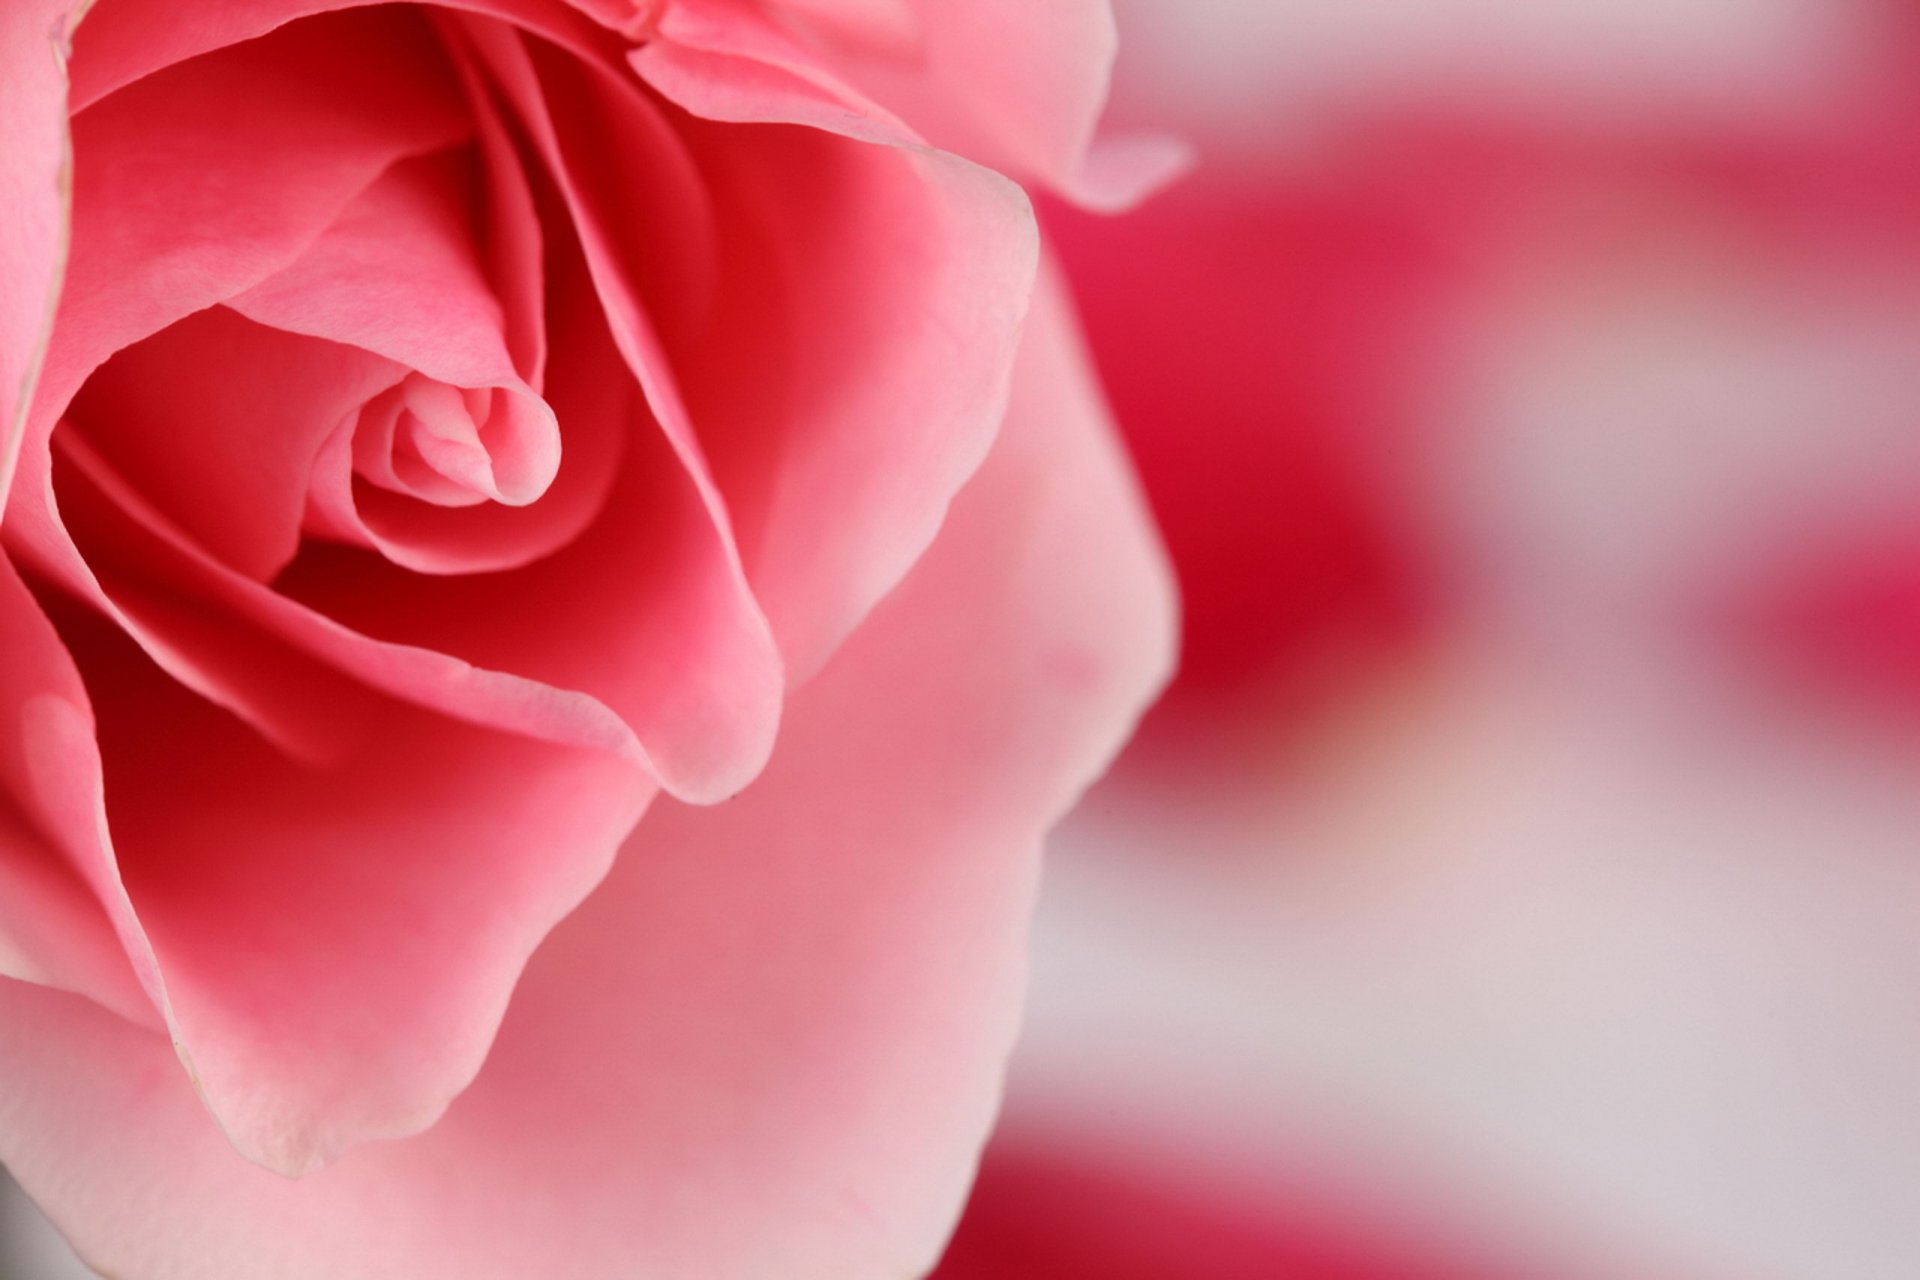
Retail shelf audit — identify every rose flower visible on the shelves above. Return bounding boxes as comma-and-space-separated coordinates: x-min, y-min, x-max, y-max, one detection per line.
0, 2, 1176, 1275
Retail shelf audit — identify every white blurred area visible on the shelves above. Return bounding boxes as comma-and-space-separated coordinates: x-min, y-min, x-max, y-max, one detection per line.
1109, 0, 1894, 158
998, 0, 1920, 1278
1022, 650, 1920, 1278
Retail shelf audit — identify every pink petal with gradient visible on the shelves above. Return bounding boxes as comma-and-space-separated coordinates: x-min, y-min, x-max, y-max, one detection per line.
667, 111, 1037, 677
42, 441, 657, 1176
634, 0, 923, 148
229, 154, 526, 402
34, 10, 472, 432
635, 0, 1185, 204
228, 152, 606, 576
66, 0, 613, 111
6, 11, 492, 779
0, 0, 81, 513
774, 0, 917, 52
418, 18, 784, 803
821, 0, 1185, 208
0, 268, 1174, 1280
560, 0, 1053, 685
70, 307, 407, 581
0, 557, 151, 1027
9, 11, 474, 682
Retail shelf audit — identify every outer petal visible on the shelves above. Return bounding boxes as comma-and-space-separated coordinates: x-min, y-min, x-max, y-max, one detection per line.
0, 269, 1174, 1279
669, 113, 1038, 677
66, 0, 612, 110
634, 0, 1189, 205
824, 0, 1188, 208
0, 0, 80, 515
0, 555, 150, 1027
632, 0, 923, 147
47, 575, 651, 1179
35, 9, 472, 426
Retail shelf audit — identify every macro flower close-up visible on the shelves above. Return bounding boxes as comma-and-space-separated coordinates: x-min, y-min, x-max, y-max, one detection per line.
0, 2, 1176, 1276
12, 1, 1920, 1278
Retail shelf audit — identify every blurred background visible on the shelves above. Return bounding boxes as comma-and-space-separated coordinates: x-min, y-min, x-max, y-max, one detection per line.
10, 0, 1920, 1275
935, 0, 1920, 1276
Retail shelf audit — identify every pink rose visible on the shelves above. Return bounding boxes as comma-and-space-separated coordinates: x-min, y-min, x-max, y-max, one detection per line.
0, 1, 1174, 1275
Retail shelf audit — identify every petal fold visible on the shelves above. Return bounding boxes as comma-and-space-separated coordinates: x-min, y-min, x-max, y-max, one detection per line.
634, 0, 1181, 204
0, 0, 81, 516
43, 433, 658, 1177
670, 113, 1039, 677
0, 555, 150, 1027
28, 6, 472, 469
422, 19, 782, 802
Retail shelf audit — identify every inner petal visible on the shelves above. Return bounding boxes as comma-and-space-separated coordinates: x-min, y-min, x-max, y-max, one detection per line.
353, 376, 560, 509
226, 148, 610, 576
67, 307, 405, 583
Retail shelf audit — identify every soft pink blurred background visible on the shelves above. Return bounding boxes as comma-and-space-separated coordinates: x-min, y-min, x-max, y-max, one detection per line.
935, 0, 1920, 1277
11, 0, 1920, 1275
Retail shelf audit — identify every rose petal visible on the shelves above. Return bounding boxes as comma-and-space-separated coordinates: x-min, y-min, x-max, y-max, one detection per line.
44, 435, 658, 1176
67, 0, 614, 112
77, 615, 649, 1183
774, 0, 919, 53
427, 18, 783, 802
850, 0, 1186, 209
44, 233, 724, 830
633, 0, 924, 148
669, 112, 1038, 677
597, 1, 1053, 680
50, 412, 648, 773
0, 0, 79, 516
0, 806, 139, 1025
71, 307, 407, 581
0, 556, 151, 1027
636, 0, 1181, 204
228, 151, 608, 576
466, 49, 549, 388
36, 9, 472, 431
6, 10, 475, 749
230, 153, 521, 397
275, 248, 772, 804
0, 267, 1175, 1278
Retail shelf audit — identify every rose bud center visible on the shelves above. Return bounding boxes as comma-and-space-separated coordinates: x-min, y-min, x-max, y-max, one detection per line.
351, 376, 560, 510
